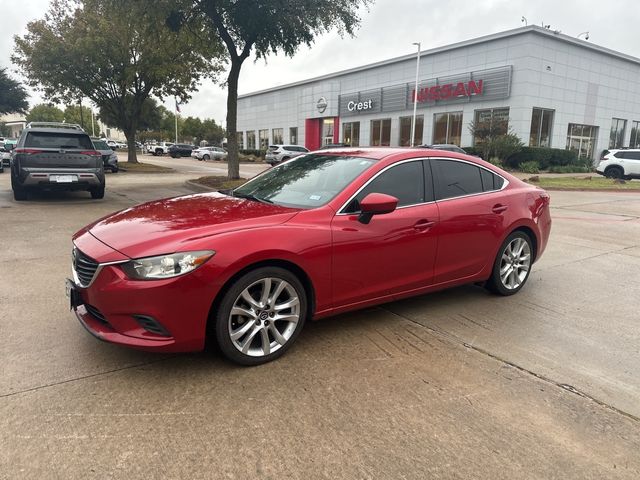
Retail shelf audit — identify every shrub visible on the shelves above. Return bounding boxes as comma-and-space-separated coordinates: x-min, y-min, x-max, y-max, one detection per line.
462, 146, 483, 158
491, 133, 524, 162
239, 149, 265, 158
519, 161, 540, 174
505, 147, 578, 169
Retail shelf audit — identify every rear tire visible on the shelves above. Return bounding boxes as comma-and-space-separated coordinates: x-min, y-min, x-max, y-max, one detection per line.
486, 231, 533, 296
605, 166, 624, 179
11, 176, 27, 201
203, 154, 210, 161
214, 267, 307, 366
90, 185, 105, 199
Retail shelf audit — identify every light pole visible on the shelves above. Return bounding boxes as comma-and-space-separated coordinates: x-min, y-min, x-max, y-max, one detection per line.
410, 42, 421, 147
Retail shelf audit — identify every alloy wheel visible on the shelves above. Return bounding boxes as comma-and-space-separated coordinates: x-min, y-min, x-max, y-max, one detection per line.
499, 237, 531, 290
228, 277, 300, 357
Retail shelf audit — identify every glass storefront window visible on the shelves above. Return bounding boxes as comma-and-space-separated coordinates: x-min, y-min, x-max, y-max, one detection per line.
399, 115, 424, 146
630, 121, 640, 149
322, 119, 334, 146
609, 118, 627, 149
342, 122, 360, 147
529, 108, 554, 147
259, 129, 269, 150
290, 127, 298, 145
272, 128, 283, 144
473, 108, 510, 145
566, 123, 598, 160
237, 132, 244, 150
246, 131, 256, 149
371, 119, 391, 146
433, 112, 463, 145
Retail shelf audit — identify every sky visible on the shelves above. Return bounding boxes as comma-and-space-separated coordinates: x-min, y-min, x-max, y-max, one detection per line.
1, 0, 639, 125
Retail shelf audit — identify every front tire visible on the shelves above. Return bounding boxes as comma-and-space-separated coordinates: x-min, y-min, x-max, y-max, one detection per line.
486, 231, 533, 296
214, 267, 307, 365
203, 154, 210, 161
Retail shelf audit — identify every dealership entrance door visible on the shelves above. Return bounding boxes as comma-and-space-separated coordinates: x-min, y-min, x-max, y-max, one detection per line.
305, 117, 340, 150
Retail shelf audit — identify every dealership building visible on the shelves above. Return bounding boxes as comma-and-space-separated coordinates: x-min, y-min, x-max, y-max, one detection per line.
236, 25, 640, 161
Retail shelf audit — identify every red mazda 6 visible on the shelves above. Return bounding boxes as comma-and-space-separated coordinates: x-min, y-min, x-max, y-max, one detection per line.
67, 148, 551, 365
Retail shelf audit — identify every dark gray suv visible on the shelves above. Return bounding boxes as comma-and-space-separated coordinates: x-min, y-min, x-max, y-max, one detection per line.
10, 123, 105, 201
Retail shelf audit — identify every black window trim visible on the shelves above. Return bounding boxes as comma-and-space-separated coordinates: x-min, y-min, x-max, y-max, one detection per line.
431, 157, 509, 203
337, 158, 433, 215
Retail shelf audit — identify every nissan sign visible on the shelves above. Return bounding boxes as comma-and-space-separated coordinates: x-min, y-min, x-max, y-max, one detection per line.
316, 97, 328, 113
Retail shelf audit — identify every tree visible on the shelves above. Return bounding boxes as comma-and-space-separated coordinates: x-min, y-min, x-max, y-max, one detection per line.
14, 0, 223, 163
168, 0, 372, 179
99, 97, 163, 134
0, 68, 29, 115
63, 105, 100, 135
26, 104, 65, 123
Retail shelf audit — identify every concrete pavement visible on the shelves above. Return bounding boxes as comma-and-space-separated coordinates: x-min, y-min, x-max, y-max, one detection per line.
0, 162, 639, 479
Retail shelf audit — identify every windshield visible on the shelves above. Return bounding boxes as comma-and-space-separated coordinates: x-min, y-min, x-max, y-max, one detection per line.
233, 154, 376, 209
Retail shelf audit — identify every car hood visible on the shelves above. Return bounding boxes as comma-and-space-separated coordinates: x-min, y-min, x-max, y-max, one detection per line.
85, 192, 300, 258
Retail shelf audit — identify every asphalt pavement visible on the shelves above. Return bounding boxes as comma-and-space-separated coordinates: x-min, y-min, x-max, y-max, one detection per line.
0, 157, 639, 479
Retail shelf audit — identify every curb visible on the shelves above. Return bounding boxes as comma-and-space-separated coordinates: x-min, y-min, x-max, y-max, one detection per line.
184, 180, 216, 193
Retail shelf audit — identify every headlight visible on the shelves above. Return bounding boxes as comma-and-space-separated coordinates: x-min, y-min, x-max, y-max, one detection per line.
121, 250, 215, 280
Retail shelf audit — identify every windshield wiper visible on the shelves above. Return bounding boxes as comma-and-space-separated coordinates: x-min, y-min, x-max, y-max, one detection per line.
233, 192, 273, 204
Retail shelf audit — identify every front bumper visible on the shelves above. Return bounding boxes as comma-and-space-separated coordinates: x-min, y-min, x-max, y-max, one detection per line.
69, 232, 220, 353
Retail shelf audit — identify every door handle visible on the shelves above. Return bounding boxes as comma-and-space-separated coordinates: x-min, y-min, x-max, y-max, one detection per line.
492, 204, 508, 214
413, 219, 436, 231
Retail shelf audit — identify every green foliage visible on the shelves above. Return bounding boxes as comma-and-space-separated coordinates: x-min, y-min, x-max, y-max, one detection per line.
13, 0, 223, 162
0, 68, 29, 115
240, 149, 265, 158
26, 104, 65, 123
491, 134, 523, 162
462, 146, 483, 158
506, 147, 579, 170
63, 105, 100, 135
519, 161, 540, 174
171, 0, 372, 178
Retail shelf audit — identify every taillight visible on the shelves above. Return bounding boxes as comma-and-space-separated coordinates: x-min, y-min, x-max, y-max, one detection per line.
79, 150, 102, 156
14, 148, 43, 155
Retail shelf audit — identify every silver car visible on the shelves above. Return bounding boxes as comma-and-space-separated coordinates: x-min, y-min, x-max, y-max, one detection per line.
92, 138, 119, 172
265, 145, 309, 165
191, 146, 227, 161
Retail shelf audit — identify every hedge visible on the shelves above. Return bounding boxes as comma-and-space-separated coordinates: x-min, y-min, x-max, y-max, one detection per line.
462, 146, 483, 158
505, 147, 578, 169
239, 149, 266, 157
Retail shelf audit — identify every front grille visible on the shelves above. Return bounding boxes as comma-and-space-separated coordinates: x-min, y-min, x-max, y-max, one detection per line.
73, 248, 99, 286
85, 304, 109, 326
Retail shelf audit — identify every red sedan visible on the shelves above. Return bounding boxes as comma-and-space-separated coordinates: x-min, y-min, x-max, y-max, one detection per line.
67, 148, 551, 365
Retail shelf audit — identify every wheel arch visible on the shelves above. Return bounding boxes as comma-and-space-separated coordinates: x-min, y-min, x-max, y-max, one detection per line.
510, 225, 538, 262
205, 258, 316, 340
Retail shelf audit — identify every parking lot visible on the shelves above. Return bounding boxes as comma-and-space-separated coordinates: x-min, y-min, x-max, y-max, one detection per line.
1, 156, 639, 479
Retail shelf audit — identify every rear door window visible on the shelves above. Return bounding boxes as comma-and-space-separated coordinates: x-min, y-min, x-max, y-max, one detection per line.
432, 159, 484, 200
26, 132, 93, 149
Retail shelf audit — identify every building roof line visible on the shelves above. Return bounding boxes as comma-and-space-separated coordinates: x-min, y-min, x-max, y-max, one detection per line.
238, 25, 640, 99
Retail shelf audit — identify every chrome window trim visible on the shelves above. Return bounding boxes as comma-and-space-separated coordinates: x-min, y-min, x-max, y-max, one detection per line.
337, 156, 509, 215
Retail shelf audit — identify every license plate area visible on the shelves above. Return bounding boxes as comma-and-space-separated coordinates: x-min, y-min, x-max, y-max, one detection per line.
53, 175, 77, 183
65, 278, 82, 309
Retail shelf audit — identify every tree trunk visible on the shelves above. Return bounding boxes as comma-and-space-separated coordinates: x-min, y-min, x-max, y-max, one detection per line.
124, 129, 138, 164
226, 59, 242, 180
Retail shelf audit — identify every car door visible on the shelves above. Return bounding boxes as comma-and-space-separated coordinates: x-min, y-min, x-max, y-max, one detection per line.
331, 159, 439, 308
624, 151, 640, 175
430, 158, 508, 285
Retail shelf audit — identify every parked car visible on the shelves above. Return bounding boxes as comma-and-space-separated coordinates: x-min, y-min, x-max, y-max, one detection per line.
106, 140, 126, 150
169, 144, 196, 158
92, 138, 119, 173
2, 139, 17, 168
150, 142, 174, 156
191, 146, 227, 161
265, 145, 309, 165
67, 147, 551, 365
11, 123, 105, 201
596, 149, 640, 179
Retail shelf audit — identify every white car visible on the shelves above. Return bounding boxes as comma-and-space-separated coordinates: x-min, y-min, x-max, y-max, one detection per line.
265, 145, 309, 166
596, 149, 640, 180
191, 146, 227, 161
149, 142, 174, 156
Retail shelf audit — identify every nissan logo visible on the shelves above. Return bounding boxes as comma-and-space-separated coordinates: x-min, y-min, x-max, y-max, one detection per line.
317, 97, 328, 113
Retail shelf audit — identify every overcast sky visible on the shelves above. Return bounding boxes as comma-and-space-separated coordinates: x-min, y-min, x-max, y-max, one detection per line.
1, 0, 639, 124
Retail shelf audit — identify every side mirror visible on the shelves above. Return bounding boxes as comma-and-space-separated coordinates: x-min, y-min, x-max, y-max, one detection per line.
358, 192, 398, 224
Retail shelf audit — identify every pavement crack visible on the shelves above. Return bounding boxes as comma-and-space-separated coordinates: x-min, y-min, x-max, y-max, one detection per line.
0, 356, 175, 399
380, 306, 640, 424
